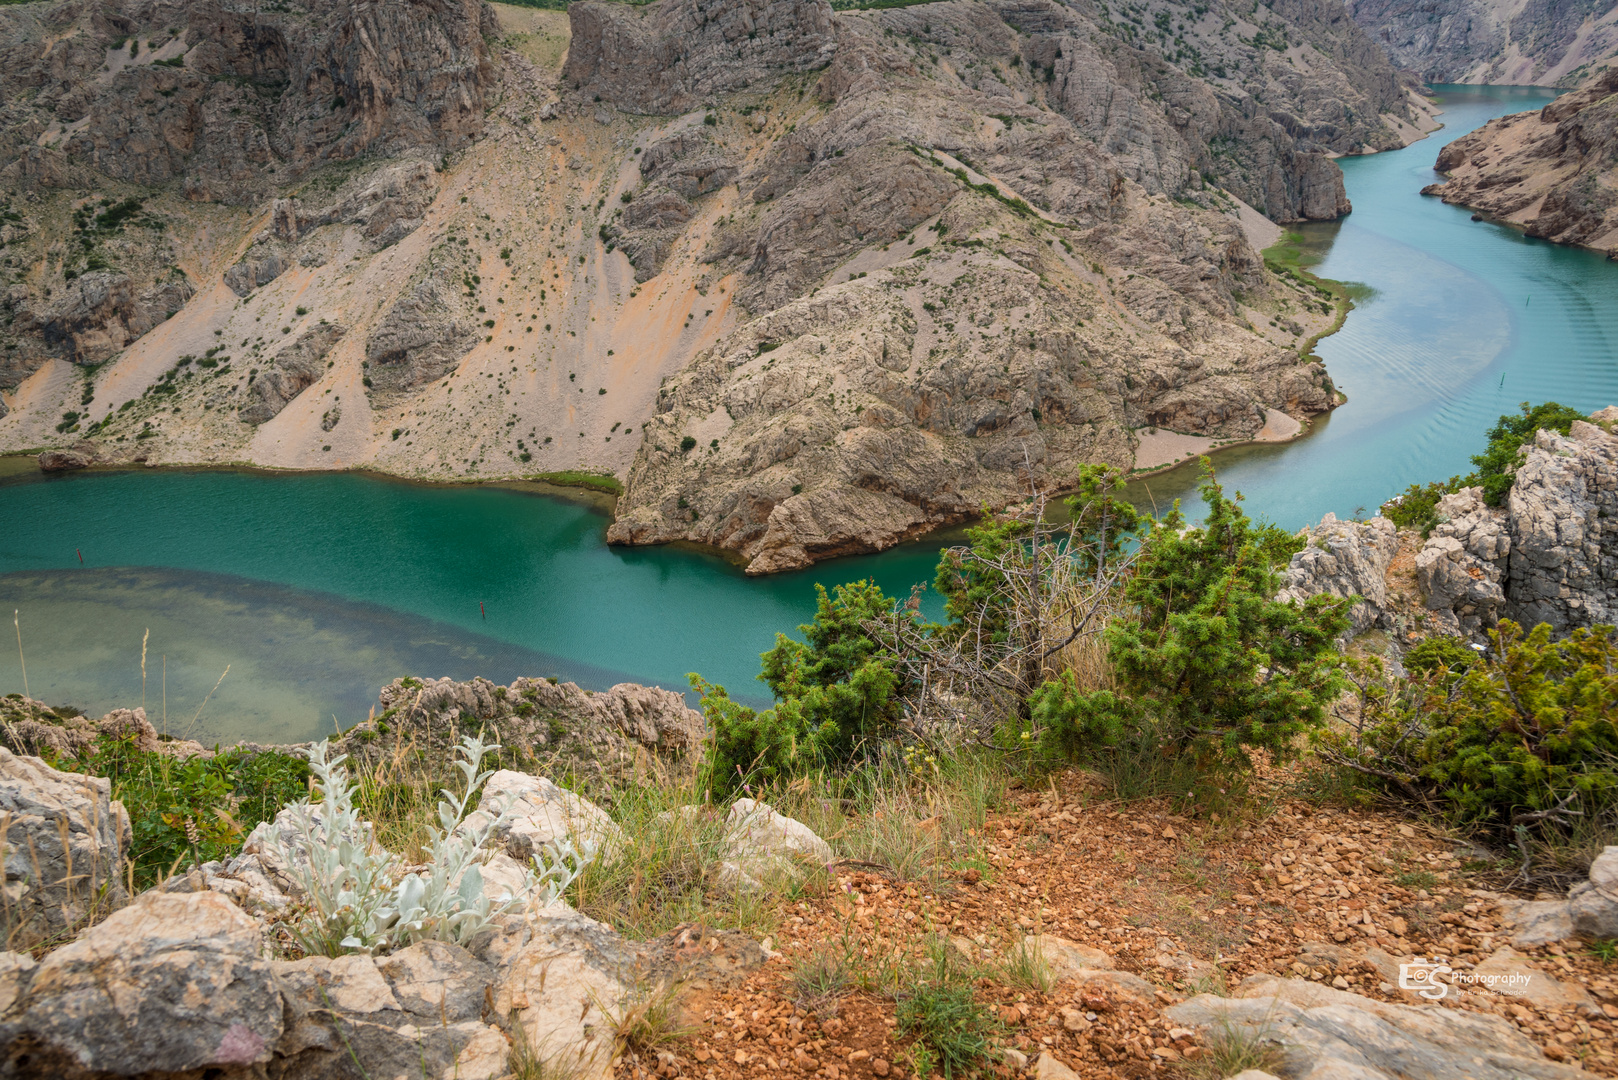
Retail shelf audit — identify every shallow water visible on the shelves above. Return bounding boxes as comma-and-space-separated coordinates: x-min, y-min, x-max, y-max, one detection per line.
0, 468, 953, 741
4, 84, 1614, 741
1128, 84, 1618, 522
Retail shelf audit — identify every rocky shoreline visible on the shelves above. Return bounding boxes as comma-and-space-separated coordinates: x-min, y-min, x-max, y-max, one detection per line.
0, 0, 1440, 573
1422, 67, 1618, 256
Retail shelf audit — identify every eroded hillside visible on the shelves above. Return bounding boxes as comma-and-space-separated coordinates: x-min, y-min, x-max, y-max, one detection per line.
1348, 0, 1618, 87
0, 0, 1436, 570
1423, 65, 1618, 253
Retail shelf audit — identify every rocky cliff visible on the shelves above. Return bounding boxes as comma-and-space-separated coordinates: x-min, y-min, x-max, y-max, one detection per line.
1421, 66, 1618, 253
1348, 0, 1618, 86
1283, 407, 1618, 642
0, 0, 1433, 570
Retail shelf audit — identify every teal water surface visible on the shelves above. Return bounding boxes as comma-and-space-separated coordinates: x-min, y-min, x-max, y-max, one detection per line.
5, 84, 1616, 742
0, 466, 954, 742
1131, 84, 1618, 520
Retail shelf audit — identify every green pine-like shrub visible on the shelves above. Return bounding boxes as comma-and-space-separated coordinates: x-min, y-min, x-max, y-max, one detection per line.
1032, 466, 1351, 775
693, 580, 913, 797
1323, 620, 1618, 837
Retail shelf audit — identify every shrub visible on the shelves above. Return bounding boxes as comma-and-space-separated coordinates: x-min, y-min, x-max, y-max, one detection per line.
693, 580, 911, 797
679, 435, 697, 452
1380, 476, 1466, 535
1321, 620, 1618, 838
261, 736, 586, 956
1472, 401, 1585, 506
1035, 464, 1350, 776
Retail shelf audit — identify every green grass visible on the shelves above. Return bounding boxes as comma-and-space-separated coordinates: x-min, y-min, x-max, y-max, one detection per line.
528, 470, 624, 496
1393, 870, 1440, 890
48, 734, 308, 889
1261, 230, 1357, 365
1187, 1014, 1285, 1079
896, 938, 1001, 1080
996, 936, 1054, 994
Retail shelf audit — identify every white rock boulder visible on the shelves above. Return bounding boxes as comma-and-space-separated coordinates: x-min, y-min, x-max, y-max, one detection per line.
458, 769, 624, 864
11, 891, 282, 1074
1165, 975, 1582, 1080
0, 747, 131, 947
1569, 844, 1618, 938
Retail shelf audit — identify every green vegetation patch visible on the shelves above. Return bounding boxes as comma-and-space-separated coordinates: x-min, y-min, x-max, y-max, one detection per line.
50, 736, 308, 889
529, 470, 624, 496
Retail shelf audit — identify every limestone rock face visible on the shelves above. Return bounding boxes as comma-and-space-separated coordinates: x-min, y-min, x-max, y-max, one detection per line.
1413, 487, 1511, 637
1277, 513, 1400, 635
9, 270, 193, 366
35, 445, 94, 473
271, 949, 509, 1079
458, 770, 625, 863
1369, 412, 1618, 640
1166, 975, 1583, 1080
0, 0, 490, 391
364, 262, 483, 398
1504, 421, 1618, 631
1569, 845, 1618, 938
0, 747, 131, 948
240, 322, 349, 425
720, 798, 833, 889
336, 676, 704, 788
10, 891, 283, 1075
1348, 0, 1618, 88
1422, 67, 1618, 254
563, 0, 839, 115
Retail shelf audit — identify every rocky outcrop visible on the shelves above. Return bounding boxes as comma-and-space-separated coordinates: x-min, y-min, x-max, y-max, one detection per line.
7, 270, 193, 366
1493, 847, 1618, 945
6, 891, 284, 1075
0, 0, 489, 390
35, 444, 94, 472
1166, 974, 1582, 1080
1295, 410, 1618, 640
1570, 845, 1618, 938
455, 771, 626, 864
0, 739, 772, 1080
335, 676, 705, 785
226, 157, 445, 298
1348, 0, 1618, 86
1414, 486, 1512, 637
0, 0, 494, 200
562, 0, 839, 115
1, 697, 209, 761
1278, 513, 1401, 635
0, 748, 131, 949
240, 322, 348, 425
1505, 417, 1618, 630
363, 261, 482, 398
1423, 67, 1618, 254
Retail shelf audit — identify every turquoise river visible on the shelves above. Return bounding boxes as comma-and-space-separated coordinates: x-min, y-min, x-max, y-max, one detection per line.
3, 84, 1617, 744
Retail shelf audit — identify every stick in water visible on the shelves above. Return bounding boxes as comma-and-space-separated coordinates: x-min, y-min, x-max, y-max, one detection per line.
140, 629, 149, 714
12, 611, 26, 700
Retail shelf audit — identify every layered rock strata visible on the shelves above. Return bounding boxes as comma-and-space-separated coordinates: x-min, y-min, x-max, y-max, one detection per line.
1348, 0, 1618, 87
0, 0, 1437, 570
1423, 67, 1618, 254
